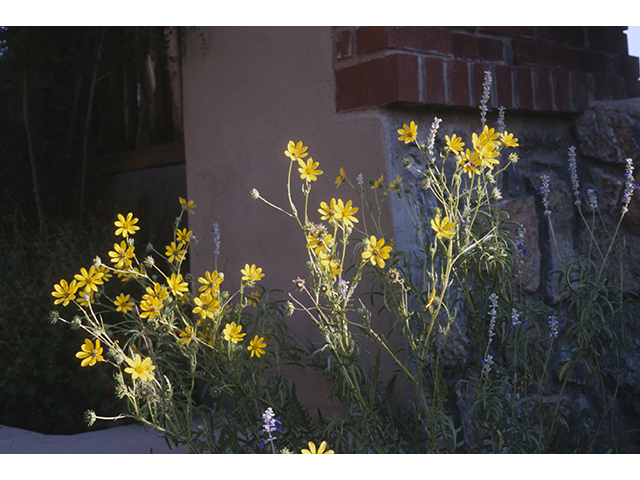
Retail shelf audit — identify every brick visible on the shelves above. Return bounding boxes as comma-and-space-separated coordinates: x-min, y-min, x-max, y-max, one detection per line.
577, 50, 608, 74
537, 26, 585, 48
533, 68, 553, 111
480, 26, 535, 38
355, 26, 453, 55
494, 64, 514, 109
572, 71, 590, 112
514, 66, 534, 110
448, 58, 471, 106
335, 53, 420, 111
452, 32, 503, 62
423, 56, 446, 105
513, 38, 567, 69
617, 54, 640, 77
587, 26, 628, 53
334, 29, 352, 60
554, 70, 572, 112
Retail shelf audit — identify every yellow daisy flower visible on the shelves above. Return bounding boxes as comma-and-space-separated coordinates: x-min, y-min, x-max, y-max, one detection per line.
124, 354, 156, 382
301, 441, 334, 454
114, 212, 140, 238
370, 174, 384, 189
284, 140, 308, 162
144, 283, 169, 302
179, 197, 197, 214
74, 266, 105, 294
223, 321, 246, 344
247, 335, 267, 357
114, 293, 135, 313
96, 265, 112, 282
165, 241, 186, 263
397, 121, 418, 143
500, 131, 519, 148
198, 270, 224, 295
335, 167, 345, 188
318, 198, 339, 223
75, 338, 104, 367
51, 278, 78, 306
297, 158, 323, 182
108, 240, 135, 269
335, 199, 359, 228
139, 295, 163, 320
389, 175, 403, 192
176, 228, 192, 243
241, 264, 264, 283
306, 232, 334, 256
179, 326, 195, 345
168, 273, 189, 297
459, 149, 482, 178
318, 253, 342, 278
76, 290, 95, 307
193, 292, 220, 320
361, 235, 393, 269
117, 265, 145, 283
445, 134, 465, 155
430, 214, 456, 240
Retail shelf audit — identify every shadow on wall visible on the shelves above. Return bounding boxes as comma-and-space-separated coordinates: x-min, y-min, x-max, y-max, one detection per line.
94, 163, 187, 247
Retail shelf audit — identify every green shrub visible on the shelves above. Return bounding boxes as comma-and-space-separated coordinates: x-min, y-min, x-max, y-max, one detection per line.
0, 207, 125, 433
49, 72, 639, 452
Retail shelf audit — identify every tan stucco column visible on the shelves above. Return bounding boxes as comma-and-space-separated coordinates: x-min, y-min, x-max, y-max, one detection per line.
182, 26, 391, 411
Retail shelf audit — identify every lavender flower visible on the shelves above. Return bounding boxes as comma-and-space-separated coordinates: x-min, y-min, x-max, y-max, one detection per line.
357, 173, 364, 186
495, 106, 506, 133
480, 71, 492, 126
585, 188, 600, 211
539, 175, 552, 216
622, 158, 635, 214
567, 146, 581, 206
514, 225, 529, 281
212, 222, 221, 257
515, 225, 529, 259
548, 316, 561, 338
260, 407, 282, 453
488, 293, 499, 340
481, 355, 494, 374
427, 117, 442, 163
338, 276, 349, 296
510, 308, 527, 330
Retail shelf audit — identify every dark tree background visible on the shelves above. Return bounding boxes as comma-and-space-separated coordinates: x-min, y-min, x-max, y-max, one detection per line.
0, 26, 187, 434
0, 26, 184, 228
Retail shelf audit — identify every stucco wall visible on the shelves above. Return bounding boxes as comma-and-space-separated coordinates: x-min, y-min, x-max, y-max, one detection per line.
182, 26, 393, 411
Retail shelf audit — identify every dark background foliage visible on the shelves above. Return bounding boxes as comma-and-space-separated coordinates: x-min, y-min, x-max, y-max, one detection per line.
0, 26, 182, 433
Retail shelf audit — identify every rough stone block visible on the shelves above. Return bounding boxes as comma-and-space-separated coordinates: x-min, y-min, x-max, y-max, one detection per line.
574, 97, 640, 165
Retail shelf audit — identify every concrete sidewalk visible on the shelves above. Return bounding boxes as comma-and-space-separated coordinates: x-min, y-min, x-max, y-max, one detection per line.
0, 423, 190, 454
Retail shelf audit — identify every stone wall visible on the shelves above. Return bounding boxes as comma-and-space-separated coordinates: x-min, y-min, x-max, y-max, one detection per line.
382, 98, 640, 449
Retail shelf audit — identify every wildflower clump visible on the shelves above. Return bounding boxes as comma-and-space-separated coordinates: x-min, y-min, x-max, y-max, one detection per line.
50, 196, 288, 453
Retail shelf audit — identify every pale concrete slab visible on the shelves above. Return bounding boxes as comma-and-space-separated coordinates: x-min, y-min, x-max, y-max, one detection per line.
0, 423, 190, 454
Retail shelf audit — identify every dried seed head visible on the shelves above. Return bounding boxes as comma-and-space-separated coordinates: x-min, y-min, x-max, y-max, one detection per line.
293, 277, 305, 291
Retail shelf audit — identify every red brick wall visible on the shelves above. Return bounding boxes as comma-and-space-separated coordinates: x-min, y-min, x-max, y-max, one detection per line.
333, 26, 640, 113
